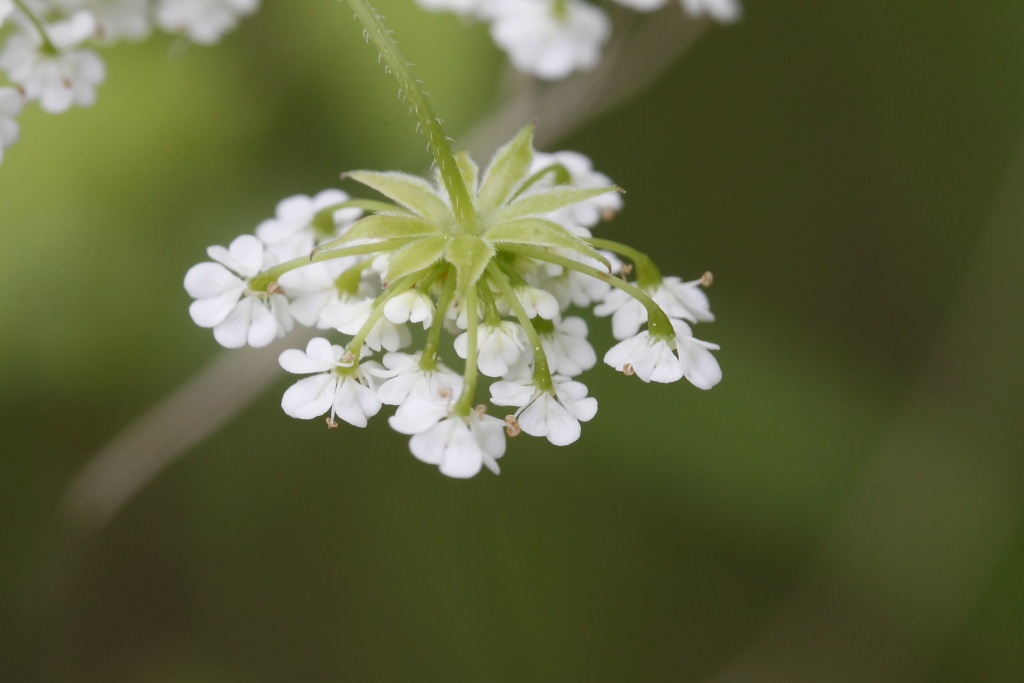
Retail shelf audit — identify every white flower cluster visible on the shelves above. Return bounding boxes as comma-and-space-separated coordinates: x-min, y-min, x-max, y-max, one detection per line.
414, 0, 742, 81
185, 126, 721, 478
0, 0, 259, 165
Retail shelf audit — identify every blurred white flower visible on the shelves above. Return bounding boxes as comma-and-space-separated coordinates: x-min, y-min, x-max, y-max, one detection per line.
256, 189, 361, 262
680, 0, 742, 23
0, 11, 106, 113
488, 0, 610, 80
155, 0, 260, 45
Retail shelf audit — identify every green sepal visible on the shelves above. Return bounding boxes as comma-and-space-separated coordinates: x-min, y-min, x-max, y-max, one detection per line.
445, 234, 495, 292
484, 218, 611, 271
476, 124, 535, 217
386, 235, 449, 282
323, 214, 440, 249
513, 163, 573, 199
311, 199, 404, 237
493, 186, 620, 223
345, 170, 452, 224
455, 150, 479, 201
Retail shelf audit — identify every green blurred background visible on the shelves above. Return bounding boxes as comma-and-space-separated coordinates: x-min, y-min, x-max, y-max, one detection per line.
2, 1, 1023, 681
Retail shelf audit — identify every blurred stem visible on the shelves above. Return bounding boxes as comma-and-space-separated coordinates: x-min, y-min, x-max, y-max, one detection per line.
343, 0, 478, 234
13, 0, 58, 54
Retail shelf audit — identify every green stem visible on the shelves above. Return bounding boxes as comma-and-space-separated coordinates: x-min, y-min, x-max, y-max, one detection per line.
486, 262, 553, 392
501, 244, 674, 338
13, 0, 58, 54
586, 237, 663, 288
248, 237, 410, 291
342, 0, 478, 234
344, 271, 422, 357
420, 265, 455, 369
452, 286, 479, 417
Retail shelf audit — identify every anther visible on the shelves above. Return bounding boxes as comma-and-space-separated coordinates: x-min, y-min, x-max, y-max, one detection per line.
341, 351, 357, 364
623, 363, 635, 376
504, 415, 521, 437
326, 417, 339, 429
619, 263, 634, 276
266, 281, 282, 295
701, 271, 714, 287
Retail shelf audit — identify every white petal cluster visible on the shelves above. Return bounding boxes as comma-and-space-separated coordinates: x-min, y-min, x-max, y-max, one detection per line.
487, 0, 609, 81
155, 0, 259, 45
0, 0, 260, 166
414, 0, 742, 80
0, 10, 105, 113
185, 127, 721, 478
604, 318, 720, 388
279, 337, 383, 427
184, 234, 292, 348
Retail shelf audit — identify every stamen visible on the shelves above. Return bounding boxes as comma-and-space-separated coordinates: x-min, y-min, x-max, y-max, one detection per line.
701, 271, 713, 287
266, 280, 282, 294
619, 263, 634, 277
325, 417, 339, 429
504, 415, 521, 437
623, 363, 635, 376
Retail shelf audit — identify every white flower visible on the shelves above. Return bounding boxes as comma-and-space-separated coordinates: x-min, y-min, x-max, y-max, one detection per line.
609, 0, 667, 11
155, 0, 259, 45
0, 11, 106, 114
593, 286, 648, 340
530, 151, 622, 230
382, 290, 434, 328
320, 296, 412, 352
538, 316, 596, 377
279, 337, 383, 427
488, 0, 610, 80
415, 0, 493, 17
604, 318, 720, 387
680, 0, 742, 23
526, 253, 616, 310
0, 0, 14, 26
669, 318, 722, 389
0, 86, 22, 164
255, 189, 360, 262
497, 285, 560, 320
595, 276, 713, 340
53, 0, 153, 42
490, 375, 597, 445
373, 351, 463, 406
454, 321, 527, 377
407, 411, 506, 478
654, 276, 714, 323
275, 260, 350, 327
184, 234, 292, 348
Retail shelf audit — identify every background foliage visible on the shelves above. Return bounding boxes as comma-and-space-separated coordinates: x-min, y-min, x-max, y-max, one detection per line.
2, 1, 1023, 680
